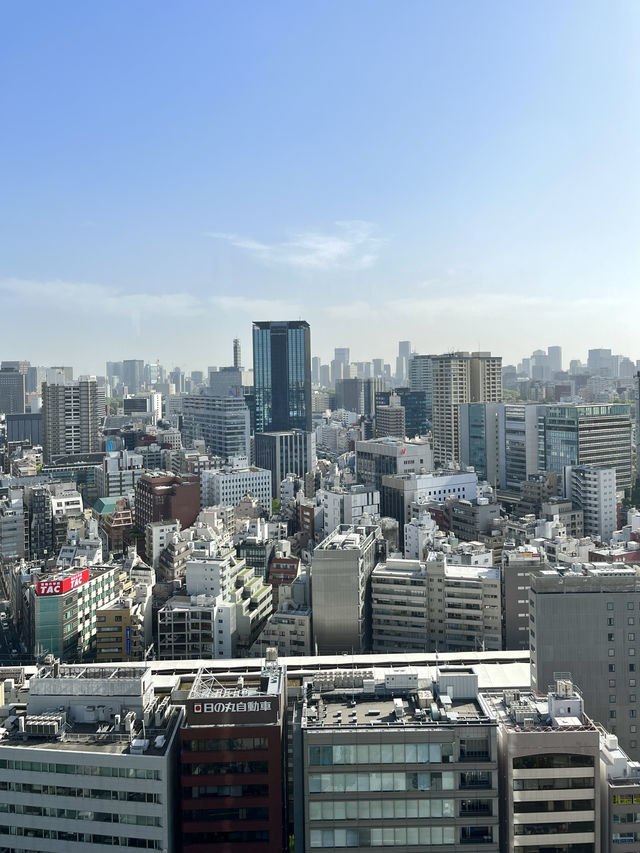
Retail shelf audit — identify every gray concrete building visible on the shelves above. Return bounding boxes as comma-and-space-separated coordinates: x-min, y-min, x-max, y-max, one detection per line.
0, 367, 25, 415
294, 664, 500, 852
531, 565, 640, 758
312, 523, 384, 654
181, 393, 250, 459
371, 556, 502, 654
41, 379, 100, 464
254, 430, 316, 498
355, 436, 433, 493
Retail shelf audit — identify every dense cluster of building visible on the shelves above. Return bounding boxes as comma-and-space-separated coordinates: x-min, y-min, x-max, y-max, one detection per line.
2, 332, 640, 849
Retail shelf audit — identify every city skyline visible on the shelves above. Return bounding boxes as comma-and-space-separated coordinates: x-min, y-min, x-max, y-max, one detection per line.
2, 1, 640, 370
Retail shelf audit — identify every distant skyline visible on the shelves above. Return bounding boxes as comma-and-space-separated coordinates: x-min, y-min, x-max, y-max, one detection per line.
2, 1, 640, 373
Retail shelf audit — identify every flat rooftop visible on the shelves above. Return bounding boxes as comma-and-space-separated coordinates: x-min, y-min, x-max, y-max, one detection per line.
303, 693, 488, 730
0, 713, 179, 757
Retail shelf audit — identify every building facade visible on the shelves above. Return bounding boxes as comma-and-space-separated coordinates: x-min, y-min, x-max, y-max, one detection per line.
253, 320, 312, 434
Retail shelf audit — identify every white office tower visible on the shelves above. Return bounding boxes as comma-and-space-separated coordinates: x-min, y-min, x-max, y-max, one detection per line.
564, 464, 617, 542
0, 663, 180, 853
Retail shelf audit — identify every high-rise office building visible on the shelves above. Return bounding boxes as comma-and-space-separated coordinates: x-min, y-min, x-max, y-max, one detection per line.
182, 393, 251, 459
547, 345, 562, 373
311, 356, 321, 384
396, 340, 412, 382
233, 336, 242, 369
122, 359, 144, 393
530, 565, 640, 758
41, 379, 100, 463
538, 403, 632, 493
0, 367, 25, 414
432, 352, 502, 467
254, 430, 316, 498
375, 396, 406, 439
253, 320, 311, 433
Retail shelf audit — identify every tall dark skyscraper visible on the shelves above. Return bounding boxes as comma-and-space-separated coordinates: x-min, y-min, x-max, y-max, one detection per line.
253, 320, 311, 433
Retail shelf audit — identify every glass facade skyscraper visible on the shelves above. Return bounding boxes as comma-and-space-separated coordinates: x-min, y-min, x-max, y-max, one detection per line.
253, 321, 312, 433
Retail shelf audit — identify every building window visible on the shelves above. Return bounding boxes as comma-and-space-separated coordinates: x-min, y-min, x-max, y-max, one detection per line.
609, 665, 616, 672
610, 695, 617, 703
610, 711, 617, 719
629, 603, 635, 611
609, 650, 616, 657
609, 634, 615, 642
608, 603, 615, 611
630, 634, 636, 642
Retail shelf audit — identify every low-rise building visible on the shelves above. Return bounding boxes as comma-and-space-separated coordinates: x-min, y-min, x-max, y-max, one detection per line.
371, 556, 502, 653
201, 465, 272, 512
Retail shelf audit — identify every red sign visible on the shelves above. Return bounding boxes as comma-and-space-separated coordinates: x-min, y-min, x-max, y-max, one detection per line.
36, 569, 90, 596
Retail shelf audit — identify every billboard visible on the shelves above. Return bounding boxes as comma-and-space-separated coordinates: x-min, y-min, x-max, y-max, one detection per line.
185, 695, 279, 726
36, 569, 90, 596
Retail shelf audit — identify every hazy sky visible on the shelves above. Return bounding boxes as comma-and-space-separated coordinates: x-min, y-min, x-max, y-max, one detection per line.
2, 1, 640, 374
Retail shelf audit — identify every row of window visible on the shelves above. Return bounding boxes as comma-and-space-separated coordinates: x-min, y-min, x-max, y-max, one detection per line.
309, 826, 492, 848
0, 759, 158, 780
183, 761, 269, 776
309, 798, 458, 821
0, 803, 160, 826
183, 807, 269, 822
613, 812, 640, 824
0, 826, 159, 848
512, 754, 594, 770
513, 777, 594, 791
0, 780, 159, 802
184, 784, 269, 799
308, 743, 453, 767
515, 798, 594, 814
514, 821, 594, 836
186, 737, 268, 753
309, 771, 459, 793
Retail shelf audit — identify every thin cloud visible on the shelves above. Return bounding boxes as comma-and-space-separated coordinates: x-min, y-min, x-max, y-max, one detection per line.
210, 295, 304, 317
0, 277, 204, 319
208, 220, 382, 271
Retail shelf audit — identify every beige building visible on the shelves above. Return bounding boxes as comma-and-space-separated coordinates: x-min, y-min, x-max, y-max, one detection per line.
432, 352, 502, 467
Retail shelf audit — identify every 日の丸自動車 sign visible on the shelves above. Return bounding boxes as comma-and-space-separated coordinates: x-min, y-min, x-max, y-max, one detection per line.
186, 696, 279, 725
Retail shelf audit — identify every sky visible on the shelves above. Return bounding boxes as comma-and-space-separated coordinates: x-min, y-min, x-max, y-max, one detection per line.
2, 0, 640, 375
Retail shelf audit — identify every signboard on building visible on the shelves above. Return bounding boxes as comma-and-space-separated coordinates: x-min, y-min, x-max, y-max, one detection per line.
185, 695, 279, 726
36, 569, 90, 596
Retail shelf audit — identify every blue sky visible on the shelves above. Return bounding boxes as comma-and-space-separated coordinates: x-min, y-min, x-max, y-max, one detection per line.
2, 1, 640, 374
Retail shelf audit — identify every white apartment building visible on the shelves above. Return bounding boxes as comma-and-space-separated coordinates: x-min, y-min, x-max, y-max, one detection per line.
564, 464, 618, 542
371, 555, 501, 653
145, 520, 180, 570
404, 509, 438, 560
184, 546, 243, 599
200, 465, 272, 511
